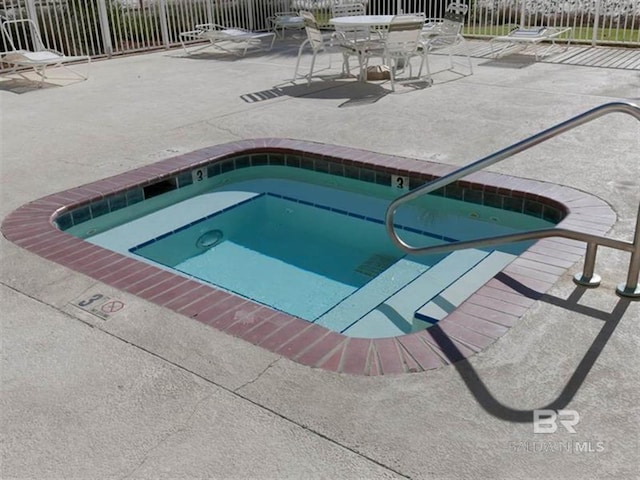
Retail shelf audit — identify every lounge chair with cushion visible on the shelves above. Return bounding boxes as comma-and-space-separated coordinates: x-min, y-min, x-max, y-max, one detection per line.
179, 23, 276, 56
490, 26, 572, 60
1, 18, 90, 86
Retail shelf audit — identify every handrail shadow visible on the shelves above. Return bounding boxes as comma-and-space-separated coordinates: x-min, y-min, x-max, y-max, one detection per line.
430, 272, 632, 423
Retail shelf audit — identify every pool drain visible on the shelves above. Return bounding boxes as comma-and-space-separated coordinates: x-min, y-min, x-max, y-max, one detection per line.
355, 254, 397, 277
196, 229, 223, 249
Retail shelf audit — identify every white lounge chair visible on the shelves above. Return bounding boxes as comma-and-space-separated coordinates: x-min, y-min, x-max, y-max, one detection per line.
268, 11, 305, 38
1, 18, 90, 87
179, 24, 275, 56
490, 26, 572, 60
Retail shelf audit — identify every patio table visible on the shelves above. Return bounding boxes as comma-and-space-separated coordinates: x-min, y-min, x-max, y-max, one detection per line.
329, 15, 395, 29
328, 15, 415, 82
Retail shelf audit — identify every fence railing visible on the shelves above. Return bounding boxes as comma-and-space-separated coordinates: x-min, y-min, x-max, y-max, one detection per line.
1, 0, 638, 63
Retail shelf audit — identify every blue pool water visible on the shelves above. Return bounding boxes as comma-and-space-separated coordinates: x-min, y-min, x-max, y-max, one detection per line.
73, 166, 555, 338
132, 193, 439, 320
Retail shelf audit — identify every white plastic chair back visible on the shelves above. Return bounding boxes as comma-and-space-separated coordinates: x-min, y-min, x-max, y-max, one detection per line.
2, 19, 48, 53
438, 2, 468, 35
440, 10, 465, 35
385, 15, 424, 56
446, 2, 468, 16
331, 3, 366, 17
300, 11, 326, 53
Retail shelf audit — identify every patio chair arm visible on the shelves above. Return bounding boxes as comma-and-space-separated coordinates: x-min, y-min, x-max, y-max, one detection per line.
421, 33, 462, 49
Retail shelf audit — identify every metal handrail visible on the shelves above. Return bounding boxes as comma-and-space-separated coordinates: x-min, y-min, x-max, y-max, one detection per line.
385, 102, 640, 298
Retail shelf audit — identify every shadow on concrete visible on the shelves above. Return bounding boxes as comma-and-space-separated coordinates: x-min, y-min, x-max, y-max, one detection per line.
240, 78, 391, 106
480, 54, 537, 69
239, 76, 433, 106
430, 272, 632, 423
0, 77, 70, 94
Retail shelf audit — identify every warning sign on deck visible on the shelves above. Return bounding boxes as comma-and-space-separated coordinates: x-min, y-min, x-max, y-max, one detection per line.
71, 293, 125, 320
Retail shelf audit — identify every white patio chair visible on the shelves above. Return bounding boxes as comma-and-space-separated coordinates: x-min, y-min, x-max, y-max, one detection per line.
420, 1, 472, 77
179, 23, 275, 56
293, 10, 361, 86
0, 18, 90, 87
330, 2, 370, 45
421, 1, 467, 34
360, 14, 427, 91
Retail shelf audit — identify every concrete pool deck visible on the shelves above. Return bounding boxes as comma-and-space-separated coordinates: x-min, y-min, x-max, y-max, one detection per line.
1, 40, 639, 479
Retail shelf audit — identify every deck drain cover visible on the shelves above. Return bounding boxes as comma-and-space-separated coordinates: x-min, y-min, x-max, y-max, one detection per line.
355, 254, 397, 277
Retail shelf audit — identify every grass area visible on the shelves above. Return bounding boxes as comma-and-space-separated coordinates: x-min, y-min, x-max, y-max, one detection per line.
464, 25, 640, 44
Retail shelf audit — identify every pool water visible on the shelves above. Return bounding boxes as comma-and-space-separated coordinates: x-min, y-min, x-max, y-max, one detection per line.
72, 166, 554, 338
132, 193, 438, 320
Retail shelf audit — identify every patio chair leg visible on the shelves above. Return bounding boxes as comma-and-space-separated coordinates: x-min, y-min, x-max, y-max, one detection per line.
33, 65, 47, 87
308, 53, 318, 86
461, 39, 473, 74
388, 56, 395, 92
417, 54, 432, 86
293, 39, 310, 81
341, 52, 351, 76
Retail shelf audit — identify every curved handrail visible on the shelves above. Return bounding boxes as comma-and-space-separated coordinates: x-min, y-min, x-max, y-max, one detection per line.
384, 101, 640, 297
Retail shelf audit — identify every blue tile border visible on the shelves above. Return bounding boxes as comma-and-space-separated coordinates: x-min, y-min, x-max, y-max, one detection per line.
55, 151, 568, 232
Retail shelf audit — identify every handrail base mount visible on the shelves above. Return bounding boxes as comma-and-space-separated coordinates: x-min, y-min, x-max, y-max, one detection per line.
616, 283, 640, 299
573, 273, 601, 288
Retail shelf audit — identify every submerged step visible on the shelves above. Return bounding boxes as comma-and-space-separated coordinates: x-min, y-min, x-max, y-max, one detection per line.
315, 257, 432, 333
414, 250, 516, 323
342, 248, 490, 338
88, 191, 259, 254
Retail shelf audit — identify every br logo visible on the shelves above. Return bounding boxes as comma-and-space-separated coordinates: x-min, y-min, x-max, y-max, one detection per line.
533, 409, 580, 434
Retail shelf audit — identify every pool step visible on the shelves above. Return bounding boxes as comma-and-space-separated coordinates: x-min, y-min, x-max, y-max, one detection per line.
414, 250, 516, 323
88, 191, 259, 254
315, 257, 433, 333
342, 248, 491, 338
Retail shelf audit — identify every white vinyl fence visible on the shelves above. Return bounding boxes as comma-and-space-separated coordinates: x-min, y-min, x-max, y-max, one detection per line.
1, 0, 638, 62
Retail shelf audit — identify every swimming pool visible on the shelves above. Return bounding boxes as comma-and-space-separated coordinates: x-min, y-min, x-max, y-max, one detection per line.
2, 139, 614, 374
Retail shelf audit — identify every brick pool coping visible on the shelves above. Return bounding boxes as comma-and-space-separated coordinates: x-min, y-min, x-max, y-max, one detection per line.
1, 139, 617, 375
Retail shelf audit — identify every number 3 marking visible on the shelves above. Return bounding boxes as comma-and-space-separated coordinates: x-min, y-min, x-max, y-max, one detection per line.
78, 294, 103, 307
392, 174, 409, 191
193, 168, 206, 182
